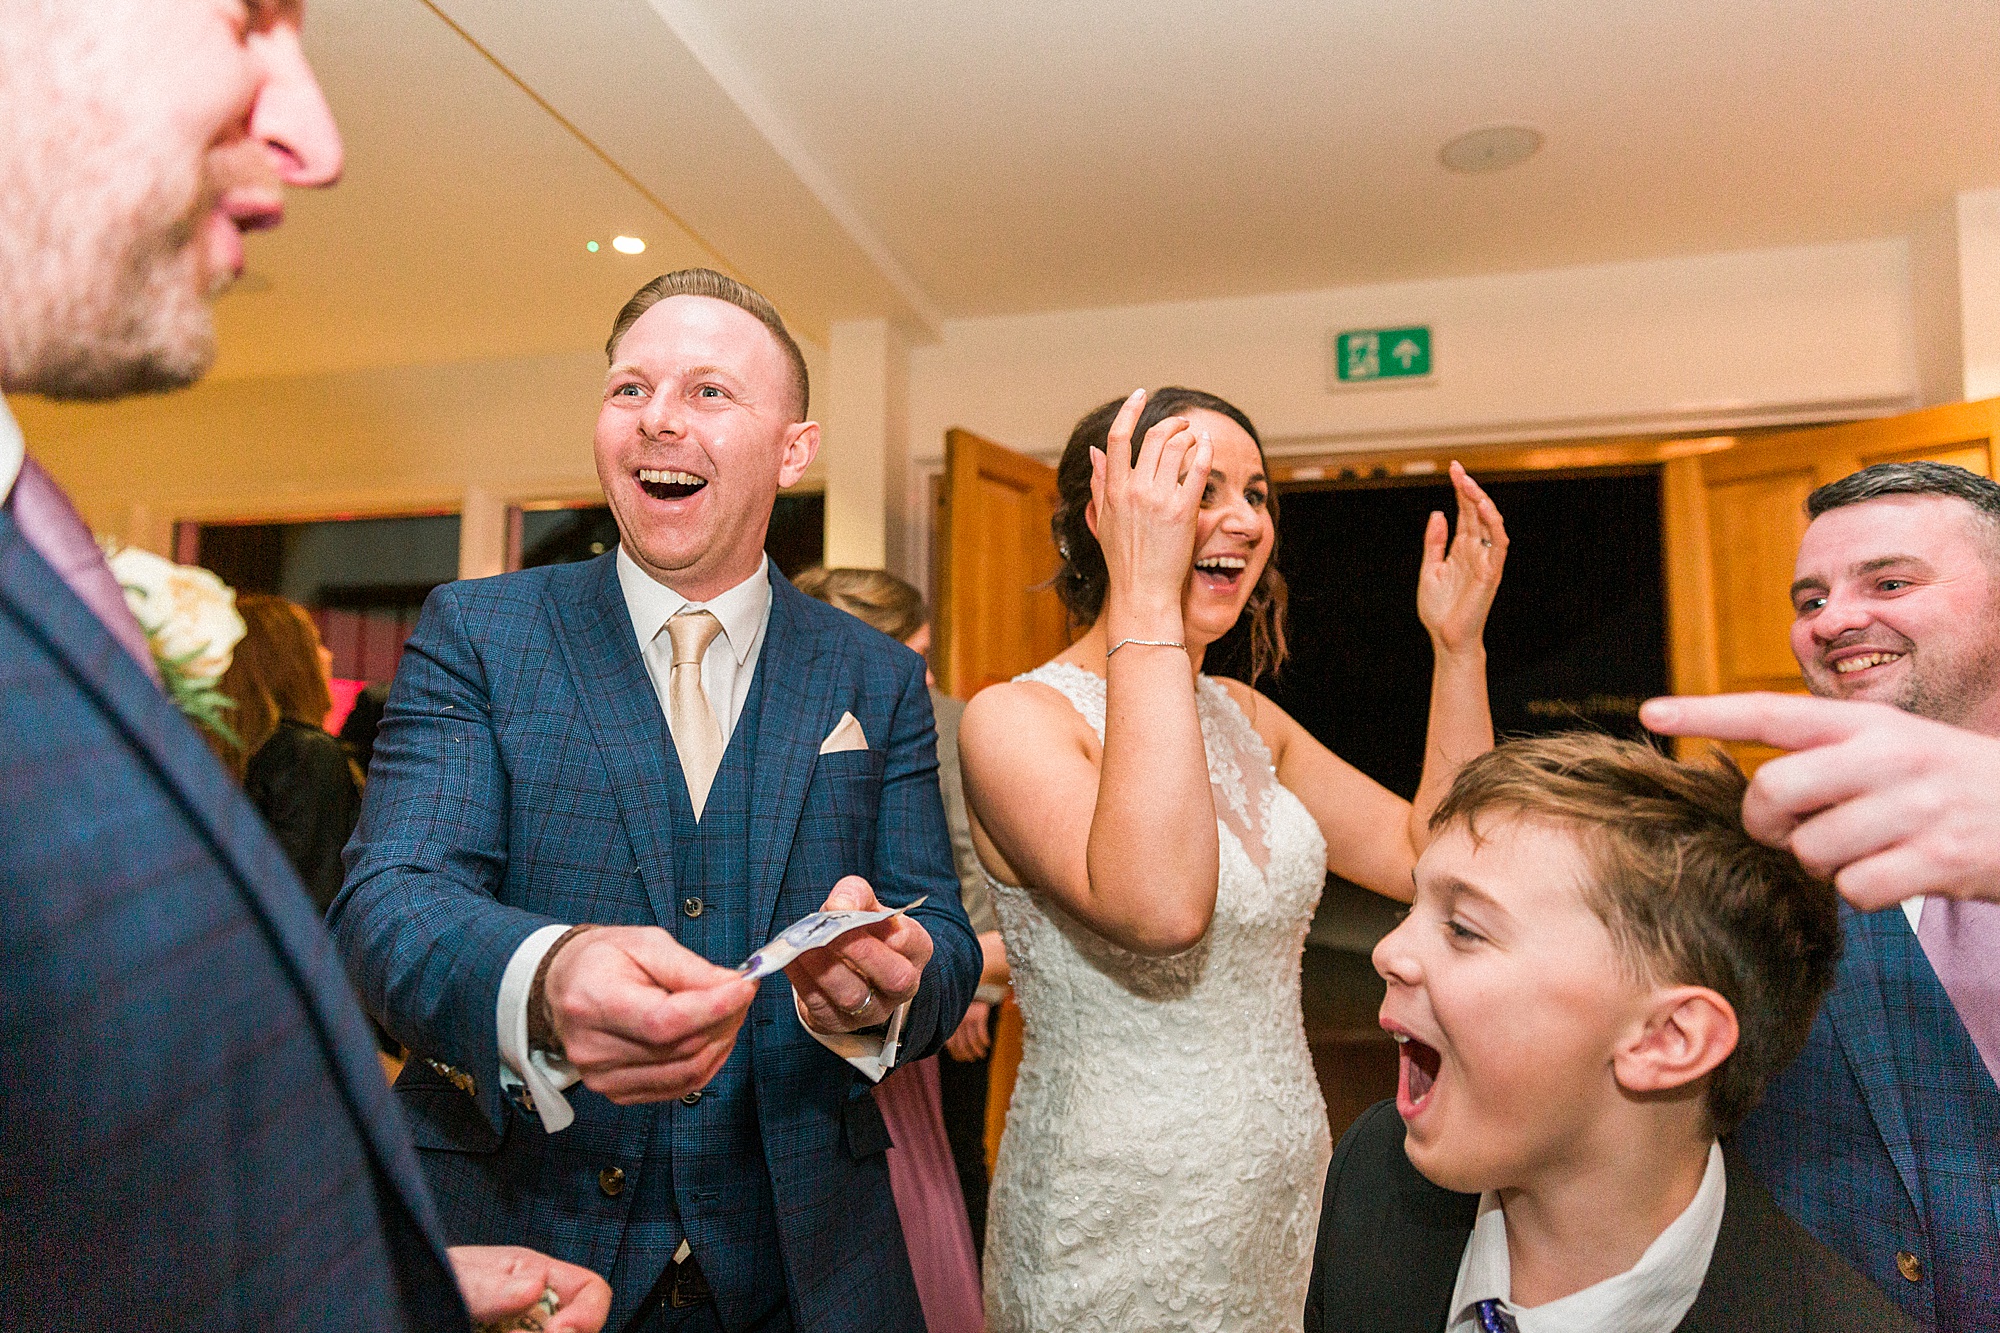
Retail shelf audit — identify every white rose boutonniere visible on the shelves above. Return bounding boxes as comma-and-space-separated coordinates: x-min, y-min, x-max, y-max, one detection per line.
104, 544, 247, 742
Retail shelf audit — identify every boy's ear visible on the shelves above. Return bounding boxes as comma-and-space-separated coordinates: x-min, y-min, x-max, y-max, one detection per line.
1613, 985, 1739, 1097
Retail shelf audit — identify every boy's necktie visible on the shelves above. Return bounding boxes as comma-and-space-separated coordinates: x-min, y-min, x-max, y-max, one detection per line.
665, 609, 724, 819
1475, 1299, 1520, 1333
1917, 896, 2000, 1087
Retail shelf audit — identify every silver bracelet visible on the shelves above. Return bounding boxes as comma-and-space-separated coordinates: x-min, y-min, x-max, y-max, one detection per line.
1105, 637, 1187, 657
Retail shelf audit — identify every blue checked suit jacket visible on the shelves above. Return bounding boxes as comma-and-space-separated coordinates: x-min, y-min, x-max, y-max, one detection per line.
1736, 904, 2000, 1333
0, 505, 467, 1330
332, 555, 980, 1333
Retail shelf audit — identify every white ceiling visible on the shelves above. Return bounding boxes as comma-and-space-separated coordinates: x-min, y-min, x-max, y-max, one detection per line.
213, 0, 2000, 379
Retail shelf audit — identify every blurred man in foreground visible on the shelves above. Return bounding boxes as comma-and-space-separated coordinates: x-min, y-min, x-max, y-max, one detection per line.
0, 3, 606, 1327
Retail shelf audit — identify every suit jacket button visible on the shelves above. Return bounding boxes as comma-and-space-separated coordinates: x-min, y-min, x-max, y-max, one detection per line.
1896, 1250, 1925, 1283
681, 1089, 703, 1106
598, 1166, 626, 1198
682, 896, 704, 919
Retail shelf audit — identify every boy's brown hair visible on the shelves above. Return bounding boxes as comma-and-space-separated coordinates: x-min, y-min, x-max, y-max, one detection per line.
1431, 731, 1841, 1135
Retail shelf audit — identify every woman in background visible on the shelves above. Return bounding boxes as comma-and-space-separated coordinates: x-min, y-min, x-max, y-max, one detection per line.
212, 594, 360, 914
794, 566, 999, 1330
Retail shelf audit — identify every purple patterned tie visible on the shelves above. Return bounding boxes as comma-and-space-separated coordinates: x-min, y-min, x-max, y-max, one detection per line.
7, 457, 160, 684
1475, 1298, 1519, 1332
1917, 896, 2000, 1089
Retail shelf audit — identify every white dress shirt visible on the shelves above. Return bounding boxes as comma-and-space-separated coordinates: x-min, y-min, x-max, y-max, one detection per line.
496, 548, 907, 1133
1, 394, 24, 501
1445, 1141, 1726, 1333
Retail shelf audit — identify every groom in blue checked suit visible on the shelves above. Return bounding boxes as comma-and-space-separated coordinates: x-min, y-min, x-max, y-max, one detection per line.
334, 269, 981, 1332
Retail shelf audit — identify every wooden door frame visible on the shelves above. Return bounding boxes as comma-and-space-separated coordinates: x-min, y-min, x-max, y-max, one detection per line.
937, 426, 1069, 698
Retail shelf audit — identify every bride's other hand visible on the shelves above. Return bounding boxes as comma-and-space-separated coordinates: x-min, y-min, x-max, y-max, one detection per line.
1089, 389, 1213, 629
1416, 462, 1507, 655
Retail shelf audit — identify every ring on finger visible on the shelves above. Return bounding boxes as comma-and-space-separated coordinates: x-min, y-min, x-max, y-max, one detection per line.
1479, 538, 1493, 548
835, 960, 875, 1016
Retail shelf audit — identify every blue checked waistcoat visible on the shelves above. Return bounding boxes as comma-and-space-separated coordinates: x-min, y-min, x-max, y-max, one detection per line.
331, 555, 980, 1333
1735, 904, 2000, 1333
0, 506, 467, 1329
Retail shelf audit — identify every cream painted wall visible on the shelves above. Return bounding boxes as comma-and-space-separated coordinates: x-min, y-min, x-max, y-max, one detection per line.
12, 335, 830, 575
906, 239, 1917, 467
898, 237, 1919, 578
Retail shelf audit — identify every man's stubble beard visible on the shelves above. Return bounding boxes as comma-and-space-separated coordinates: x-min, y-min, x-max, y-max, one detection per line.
1893, 628, 2000, 729
0, 108, 218, 402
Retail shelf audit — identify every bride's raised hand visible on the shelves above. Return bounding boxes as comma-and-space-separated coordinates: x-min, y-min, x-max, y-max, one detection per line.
1416, 461, 1508, 656
1089, 389, 1213, 630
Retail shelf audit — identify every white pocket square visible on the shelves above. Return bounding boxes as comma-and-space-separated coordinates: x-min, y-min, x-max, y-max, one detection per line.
819, 711, 869, 754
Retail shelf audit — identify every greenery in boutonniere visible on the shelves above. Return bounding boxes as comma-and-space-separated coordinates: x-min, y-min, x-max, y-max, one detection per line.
103, 543, 247, 747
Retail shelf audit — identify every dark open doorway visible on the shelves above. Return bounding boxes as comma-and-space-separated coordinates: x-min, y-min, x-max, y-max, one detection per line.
1207, 465, 1672, 1137
1212, 466, 1670, 788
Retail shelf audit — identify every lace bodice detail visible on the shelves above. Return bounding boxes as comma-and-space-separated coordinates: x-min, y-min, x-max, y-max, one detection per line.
984, 661, 1333, 1333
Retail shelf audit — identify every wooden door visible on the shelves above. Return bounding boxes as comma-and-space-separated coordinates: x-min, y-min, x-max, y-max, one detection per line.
1662, 397, 2000, 765
935, 428, 1071, 700
931, 427, 1077, 1172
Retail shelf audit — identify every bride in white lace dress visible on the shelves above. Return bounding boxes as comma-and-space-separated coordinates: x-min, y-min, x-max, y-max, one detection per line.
959, 387, 1507, 1332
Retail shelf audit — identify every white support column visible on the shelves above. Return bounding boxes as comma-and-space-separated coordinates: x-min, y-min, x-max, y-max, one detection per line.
459, 485, 509, 580
1910, 189, 2000, 406
821, 318, 910, 573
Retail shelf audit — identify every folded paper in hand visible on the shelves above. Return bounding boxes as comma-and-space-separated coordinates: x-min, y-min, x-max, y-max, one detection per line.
738, 896, 927, 981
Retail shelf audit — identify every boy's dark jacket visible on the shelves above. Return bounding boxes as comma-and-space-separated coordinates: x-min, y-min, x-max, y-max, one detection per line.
1304, 1100, 1916, 1333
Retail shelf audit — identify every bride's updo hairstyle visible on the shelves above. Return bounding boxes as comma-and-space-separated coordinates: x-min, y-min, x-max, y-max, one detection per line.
1050, 386, 1288, 681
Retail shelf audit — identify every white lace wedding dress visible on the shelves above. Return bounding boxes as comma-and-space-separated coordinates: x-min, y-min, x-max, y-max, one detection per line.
984, 662, 1334, 1333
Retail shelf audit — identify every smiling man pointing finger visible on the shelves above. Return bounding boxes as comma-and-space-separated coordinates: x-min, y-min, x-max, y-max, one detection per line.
1644, 461, 2000, 1332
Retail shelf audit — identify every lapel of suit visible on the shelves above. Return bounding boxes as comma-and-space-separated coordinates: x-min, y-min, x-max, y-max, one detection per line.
745, 571, 835, 942
1679, 1153, 1803, 1333
547, 554, 681, 926
0, 509, 453, 1253
1824, 907, 1928, 1226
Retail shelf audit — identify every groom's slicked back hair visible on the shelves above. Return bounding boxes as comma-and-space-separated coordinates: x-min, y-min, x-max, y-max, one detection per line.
606, 268, 809, 421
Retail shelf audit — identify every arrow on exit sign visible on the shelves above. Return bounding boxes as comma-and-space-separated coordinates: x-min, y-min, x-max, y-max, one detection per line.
1334, 326, 1432, 383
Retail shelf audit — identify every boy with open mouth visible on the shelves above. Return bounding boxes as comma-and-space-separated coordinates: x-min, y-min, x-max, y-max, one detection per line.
1303, 732, 1914, 1332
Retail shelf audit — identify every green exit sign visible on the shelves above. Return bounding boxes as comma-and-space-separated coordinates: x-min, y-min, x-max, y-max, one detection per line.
1335, 326, 1432, 382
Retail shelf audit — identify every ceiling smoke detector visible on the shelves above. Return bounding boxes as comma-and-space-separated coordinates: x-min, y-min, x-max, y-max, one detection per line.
1440, 125, 1544, 174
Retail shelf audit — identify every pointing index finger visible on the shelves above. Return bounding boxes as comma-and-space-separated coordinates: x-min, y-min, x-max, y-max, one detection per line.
1638, 692, 1874, 750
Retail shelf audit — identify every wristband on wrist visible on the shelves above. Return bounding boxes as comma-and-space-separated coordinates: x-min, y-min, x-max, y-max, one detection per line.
1105, 637, 1186, 657
528, 923, 599, 1060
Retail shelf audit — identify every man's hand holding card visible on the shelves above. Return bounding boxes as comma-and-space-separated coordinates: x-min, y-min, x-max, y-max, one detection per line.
786, 875, 935, 1037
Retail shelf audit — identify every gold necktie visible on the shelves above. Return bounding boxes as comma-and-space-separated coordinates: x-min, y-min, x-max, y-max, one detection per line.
665, 610, 725, 819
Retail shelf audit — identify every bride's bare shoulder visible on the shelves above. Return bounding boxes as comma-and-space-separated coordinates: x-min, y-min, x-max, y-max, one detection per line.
961, 672, 1100, 757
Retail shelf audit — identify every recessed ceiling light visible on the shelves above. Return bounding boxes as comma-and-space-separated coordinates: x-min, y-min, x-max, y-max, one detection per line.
585, 240, 599, 253
1440, 125, 1544, 174
612, 235, 646, 255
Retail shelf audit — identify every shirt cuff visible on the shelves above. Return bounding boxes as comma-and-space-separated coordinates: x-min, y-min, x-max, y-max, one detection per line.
497, 922, 583, 1133
792, 988, 912, 1083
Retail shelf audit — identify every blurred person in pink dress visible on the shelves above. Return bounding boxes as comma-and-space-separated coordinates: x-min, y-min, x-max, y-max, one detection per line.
795, 565, 995, 1332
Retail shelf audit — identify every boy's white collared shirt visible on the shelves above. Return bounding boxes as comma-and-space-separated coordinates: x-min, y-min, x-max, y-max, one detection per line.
1444, 1141, 1726, 1333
